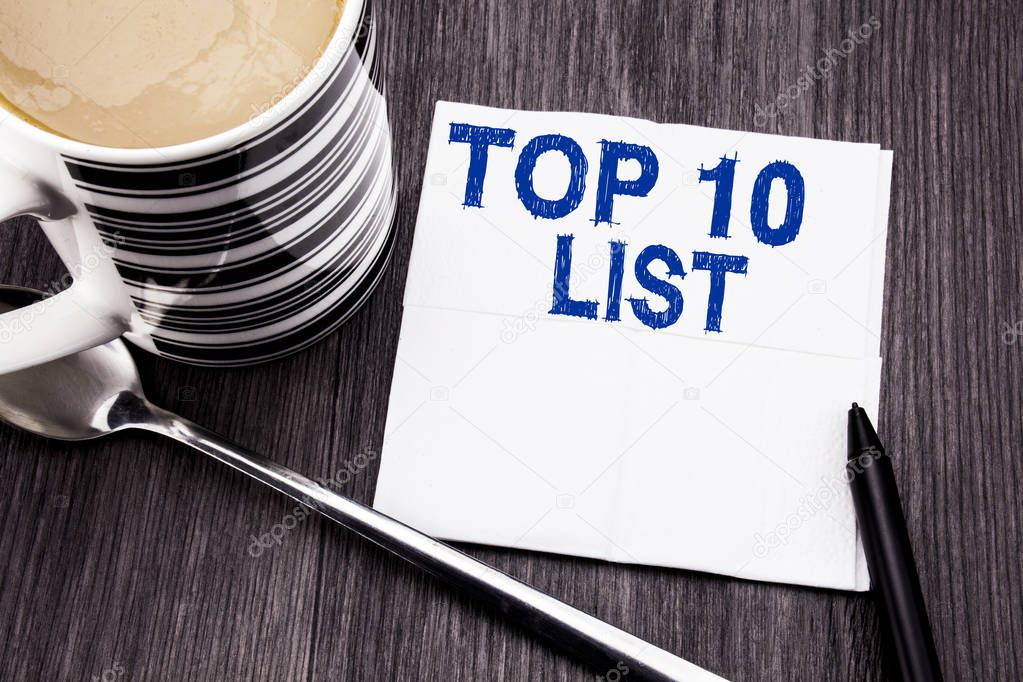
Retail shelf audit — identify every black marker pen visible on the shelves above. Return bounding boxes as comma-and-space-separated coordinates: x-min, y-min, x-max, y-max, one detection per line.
847, 402, 942, 682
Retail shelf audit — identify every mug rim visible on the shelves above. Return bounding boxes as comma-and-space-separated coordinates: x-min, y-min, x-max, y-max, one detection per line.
0, 0, 366, 166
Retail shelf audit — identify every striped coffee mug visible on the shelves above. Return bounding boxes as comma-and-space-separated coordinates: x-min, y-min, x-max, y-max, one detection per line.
0, 0, 394, 372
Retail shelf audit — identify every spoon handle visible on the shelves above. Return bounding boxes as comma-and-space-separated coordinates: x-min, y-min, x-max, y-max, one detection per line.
142, 409, 726, 682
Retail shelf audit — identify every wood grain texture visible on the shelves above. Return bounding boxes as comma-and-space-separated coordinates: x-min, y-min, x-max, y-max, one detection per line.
1, 1, 1020, 680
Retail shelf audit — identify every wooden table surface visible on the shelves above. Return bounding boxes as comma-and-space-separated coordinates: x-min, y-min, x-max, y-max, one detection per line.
1, 1, 1020, 680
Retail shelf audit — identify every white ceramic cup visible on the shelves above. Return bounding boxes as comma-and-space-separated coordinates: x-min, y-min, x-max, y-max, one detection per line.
0, 0, 395, 372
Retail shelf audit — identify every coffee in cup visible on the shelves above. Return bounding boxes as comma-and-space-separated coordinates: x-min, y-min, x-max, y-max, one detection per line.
0, 0, 345, 148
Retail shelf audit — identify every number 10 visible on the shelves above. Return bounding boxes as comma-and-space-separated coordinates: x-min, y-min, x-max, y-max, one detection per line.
698, 154, 806, 247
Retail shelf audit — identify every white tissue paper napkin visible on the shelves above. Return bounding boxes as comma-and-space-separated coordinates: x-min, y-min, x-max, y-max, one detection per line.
375, 101, 892, 591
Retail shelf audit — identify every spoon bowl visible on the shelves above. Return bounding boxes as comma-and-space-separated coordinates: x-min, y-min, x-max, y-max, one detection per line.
0, 287, 144, 441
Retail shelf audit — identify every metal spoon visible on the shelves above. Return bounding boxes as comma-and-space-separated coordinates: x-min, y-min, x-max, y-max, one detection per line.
0, 286, 726, 682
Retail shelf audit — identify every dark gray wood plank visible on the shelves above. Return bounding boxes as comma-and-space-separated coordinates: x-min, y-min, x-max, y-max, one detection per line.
1, 1, 1020, 680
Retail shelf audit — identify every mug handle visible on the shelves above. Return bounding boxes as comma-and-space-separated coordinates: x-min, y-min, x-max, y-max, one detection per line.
0, 164, 131, 374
